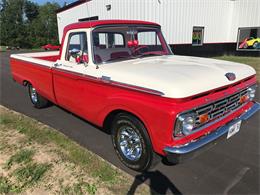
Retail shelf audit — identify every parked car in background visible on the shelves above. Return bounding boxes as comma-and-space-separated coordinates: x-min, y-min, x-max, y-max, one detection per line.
42, 44, 60, 51
10, 20, 260, 171
239, 37, 260, 49
6, 46, 20, 50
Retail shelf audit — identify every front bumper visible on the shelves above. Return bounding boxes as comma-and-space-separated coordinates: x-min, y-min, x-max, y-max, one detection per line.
163, 102, 260, 164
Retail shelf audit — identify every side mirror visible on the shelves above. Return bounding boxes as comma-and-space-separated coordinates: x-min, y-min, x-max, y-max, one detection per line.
69, 48, 80, 57
69, 49, 88, 66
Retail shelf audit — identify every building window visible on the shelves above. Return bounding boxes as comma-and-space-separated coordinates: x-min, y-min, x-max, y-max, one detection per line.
237, 27, 260, 51
192, 27, 204, 46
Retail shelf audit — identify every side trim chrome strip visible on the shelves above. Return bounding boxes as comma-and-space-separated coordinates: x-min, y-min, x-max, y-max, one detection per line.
53, 67, 165, 96
53, 67, 97, 80
109, 80, 165, 96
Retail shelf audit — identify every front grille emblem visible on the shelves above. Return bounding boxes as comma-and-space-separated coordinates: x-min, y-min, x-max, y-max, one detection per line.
225, 72, 236, 81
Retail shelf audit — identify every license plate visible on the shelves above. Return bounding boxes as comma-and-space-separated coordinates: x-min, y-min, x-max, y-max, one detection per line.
227, 120, 242, 139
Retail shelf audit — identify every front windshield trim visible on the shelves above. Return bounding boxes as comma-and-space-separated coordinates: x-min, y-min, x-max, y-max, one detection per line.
91, 24, 173, 65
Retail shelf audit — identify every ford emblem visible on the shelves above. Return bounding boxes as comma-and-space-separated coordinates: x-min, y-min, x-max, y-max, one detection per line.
225, 72, 236, 81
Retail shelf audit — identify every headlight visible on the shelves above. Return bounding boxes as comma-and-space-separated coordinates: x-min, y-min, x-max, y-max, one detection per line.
174, 113, 196, 137
247, 85, 256, 101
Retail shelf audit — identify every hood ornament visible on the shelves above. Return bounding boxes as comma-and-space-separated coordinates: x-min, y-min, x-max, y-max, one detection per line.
225, 72, 236, 81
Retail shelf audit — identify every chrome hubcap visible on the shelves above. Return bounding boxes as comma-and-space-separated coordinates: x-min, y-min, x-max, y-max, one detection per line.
30, 87, 38, 103
118, 126, 142, 161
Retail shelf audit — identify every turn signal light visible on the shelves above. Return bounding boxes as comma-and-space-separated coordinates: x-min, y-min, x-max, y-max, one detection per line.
239, 95, 249, 104
199, 113, 209, 123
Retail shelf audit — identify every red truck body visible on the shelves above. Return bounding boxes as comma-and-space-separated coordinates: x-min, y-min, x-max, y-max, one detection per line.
10, 55, 257, 150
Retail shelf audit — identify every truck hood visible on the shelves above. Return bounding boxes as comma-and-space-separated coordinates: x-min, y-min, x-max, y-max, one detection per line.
100, 55, 256, 98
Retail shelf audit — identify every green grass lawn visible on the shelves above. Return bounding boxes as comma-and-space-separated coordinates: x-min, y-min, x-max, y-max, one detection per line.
0, 46, 7, 52
0, 106, 149, 194
214, 56, 260, 81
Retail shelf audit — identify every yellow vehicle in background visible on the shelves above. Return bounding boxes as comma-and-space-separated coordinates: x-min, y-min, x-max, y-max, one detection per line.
243, 37, 260, 49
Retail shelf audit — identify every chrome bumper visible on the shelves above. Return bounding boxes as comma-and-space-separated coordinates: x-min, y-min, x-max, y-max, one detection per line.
164, 102, 260, 164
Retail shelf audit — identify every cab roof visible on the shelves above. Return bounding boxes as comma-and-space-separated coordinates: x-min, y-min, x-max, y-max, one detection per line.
63, 20, 160, 34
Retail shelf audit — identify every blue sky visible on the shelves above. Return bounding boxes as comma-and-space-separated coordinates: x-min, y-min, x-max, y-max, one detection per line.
31, 0, 77, 6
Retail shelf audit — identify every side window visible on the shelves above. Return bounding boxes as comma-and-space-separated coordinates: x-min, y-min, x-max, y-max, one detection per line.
66, 32, 88, 63
93, 32, 125, 48
137, 31, 163, 52
99, 33, 107, 45
138, 31, 161, 45
114, 34, 124, 46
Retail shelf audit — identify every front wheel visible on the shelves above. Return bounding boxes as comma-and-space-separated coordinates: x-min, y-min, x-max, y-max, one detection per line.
111, 113, 160, 171
28, 84, 49, 108
253, 41, 258, 49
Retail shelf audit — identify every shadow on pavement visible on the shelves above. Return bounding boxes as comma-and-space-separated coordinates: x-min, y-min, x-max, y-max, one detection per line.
127, 170, 182, 195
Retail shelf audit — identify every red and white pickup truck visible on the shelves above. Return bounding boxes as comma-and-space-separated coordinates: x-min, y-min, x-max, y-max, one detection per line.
10, 20, 259, 171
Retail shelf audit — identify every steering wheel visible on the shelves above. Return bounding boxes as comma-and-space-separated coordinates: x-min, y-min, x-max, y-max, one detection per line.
132, 45, 149, 55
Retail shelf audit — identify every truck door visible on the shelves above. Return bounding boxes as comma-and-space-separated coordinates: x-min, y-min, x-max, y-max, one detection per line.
52, 31, 91, 115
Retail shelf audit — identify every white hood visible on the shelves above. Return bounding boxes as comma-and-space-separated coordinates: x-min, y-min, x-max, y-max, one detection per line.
99, 55, 256, 98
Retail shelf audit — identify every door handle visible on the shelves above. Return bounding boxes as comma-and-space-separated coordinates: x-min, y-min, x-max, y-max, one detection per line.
54, 63, 62, 67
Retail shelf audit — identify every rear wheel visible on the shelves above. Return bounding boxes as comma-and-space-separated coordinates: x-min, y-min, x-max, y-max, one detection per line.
28, 84, 49, 108
111, 113, 160, 171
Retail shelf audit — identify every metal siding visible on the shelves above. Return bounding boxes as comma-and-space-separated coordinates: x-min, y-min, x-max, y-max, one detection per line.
230, 0, 260, 42
57, 0, 260, 44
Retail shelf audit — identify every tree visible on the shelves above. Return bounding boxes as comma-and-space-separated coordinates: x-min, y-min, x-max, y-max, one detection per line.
0, 0, 8, 45
30, 2, 60, 47
24, 1, 39, 23
0, 0, 60, 48
0, 0, 26, 47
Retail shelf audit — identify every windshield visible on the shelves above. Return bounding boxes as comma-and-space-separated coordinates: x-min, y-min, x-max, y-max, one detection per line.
92, 25, 172, 64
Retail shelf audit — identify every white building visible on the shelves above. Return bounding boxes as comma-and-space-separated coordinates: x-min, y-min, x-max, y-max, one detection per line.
56, 0, 260, 56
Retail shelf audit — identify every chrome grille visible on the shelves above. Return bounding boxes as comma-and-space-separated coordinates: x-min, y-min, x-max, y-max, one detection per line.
194, 88, 248, 127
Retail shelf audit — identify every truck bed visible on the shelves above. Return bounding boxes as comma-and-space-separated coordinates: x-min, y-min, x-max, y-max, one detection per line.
11, 51, 60, 63
10, 51, 60, 103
